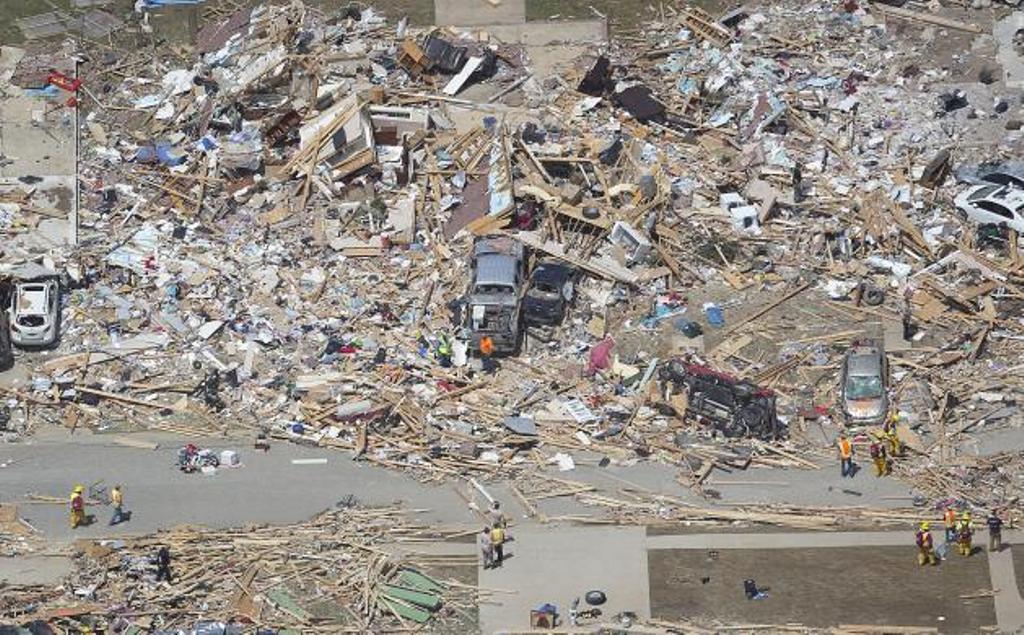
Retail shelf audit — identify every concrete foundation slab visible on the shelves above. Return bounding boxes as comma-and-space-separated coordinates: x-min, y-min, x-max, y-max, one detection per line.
451, 19, 608, 45
478, 525, 650, 633
994, 13, 1024, 89
436, 0, 526, 26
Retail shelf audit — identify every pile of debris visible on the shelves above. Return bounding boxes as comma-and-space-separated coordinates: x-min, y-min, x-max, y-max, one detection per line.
0, 0, 1023, 521
0, 505, 475, 632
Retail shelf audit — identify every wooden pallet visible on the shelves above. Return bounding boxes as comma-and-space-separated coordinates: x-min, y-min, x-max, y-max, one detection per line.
682, 7, 733, 48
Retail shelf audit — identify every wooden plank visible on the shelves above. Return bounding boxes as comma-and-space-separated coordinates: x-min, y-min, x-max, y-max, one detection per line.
710, 334, 752, 362
112, 436, 159, 450
76, 386, 186, 412
228, 563, 261, 620
714, 281, 813, 343
872, 4, 982, 33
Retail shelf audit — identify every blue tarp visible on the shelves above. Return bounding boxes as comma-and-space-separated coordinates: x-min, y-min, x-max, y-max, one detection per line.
140, 0, 206, 7
134, 143, 186, 167
23, 85, 61, 99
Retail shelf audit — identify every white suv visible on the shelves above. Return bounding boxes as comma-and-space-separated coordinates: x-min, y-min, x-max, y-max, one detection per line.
8, 278, 59, 348
954, 184, 1024, 233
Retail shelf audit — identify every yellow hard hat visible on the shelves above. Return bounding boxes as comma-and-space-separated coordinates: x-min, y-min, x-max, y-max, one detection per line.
73, 485, 84, 494
920, 521, 930, 530
962, 511, 971, 520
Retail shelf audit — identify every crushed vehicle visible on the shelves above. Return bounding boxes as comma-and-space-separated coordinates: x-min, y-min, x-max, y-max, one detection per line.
7, 277, 60, 348
463, 235, 526, 355
954, 184, 1024, 234
660, 360, 783, 440
0, 312, 13, 372
955, 161, 1024, 189
840, 342, 889, 426
523, 259, 576, 326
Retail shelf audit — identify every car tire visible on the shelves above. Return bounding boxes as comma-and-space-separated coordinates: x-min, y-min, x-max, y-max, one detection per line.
863, 287, 885, 306
585, 590, 607, 606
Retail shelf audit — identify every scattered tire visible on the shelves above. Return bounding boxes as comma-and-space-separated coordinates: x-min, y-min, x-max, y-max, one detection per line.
863, 287, 885, 306
585, 590, 607, 606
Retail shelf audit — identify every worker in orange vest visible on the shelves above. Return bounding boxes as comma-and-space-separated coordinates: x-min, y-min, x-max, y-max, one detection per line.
943, 507, 957, 543
837, 433, 854, 478
916, 521, 937, 566
479, 336, 496, 374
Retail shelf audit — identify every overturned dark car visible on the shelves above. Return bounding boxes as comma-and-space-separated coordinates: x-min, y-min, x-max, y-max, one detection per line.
523, 260, 576, 327
660, 360, 784, 440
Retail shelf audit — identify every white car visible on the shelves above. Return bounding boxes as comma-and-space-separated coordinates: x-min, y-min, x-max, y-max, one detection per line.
8, 278, 59, 348
954, 184, 1024, 233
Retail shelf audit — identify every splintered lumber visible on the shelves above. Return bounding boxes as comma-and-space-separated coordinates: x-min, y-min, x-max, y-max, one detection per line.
515, 231, 638, 284
872, 4, 982, 33
112, 436, 159, 450
76, 386, 184, 411
5, 505, 473, 631
837, 626, 938, 634
715, 281, 813, 341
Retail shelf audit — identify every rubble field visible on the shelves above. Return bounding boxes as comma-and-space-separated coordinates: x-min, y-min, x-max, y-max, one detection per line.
1, 0, 1024, 630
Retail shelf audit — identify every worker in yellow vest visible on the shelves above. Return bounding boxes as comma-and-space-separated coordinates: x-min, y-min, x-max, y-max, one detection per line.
490, 522, 506, 566
884, 413, 904, 457
869, 439, 888, 477
957, 512, 974, 557
69, 485, 85, 528
916, 521, 937, 566
110, 484, 125, 526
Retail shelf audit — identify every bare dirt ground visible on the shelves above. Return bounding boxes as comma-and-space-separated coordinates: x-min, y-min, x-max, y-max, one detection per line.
649, 546, 996, 632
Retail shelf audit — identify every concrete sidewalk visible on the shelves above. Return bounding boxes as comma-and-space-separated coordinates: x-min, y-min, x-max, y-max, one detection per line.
478, 525, 650, 634
988, 542, 1024, 633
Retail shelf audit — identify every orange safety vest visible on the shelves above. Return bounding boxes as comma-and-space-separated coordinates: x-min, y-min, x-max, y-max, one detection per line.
480, 337, 494, 356
839, 438, 852, 459
944, 508, 956, 528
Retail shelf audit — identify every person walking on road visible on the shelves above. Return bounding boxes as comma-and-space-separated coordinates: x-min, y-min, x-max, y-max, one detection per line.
155, 546, 173, 583
869, 439, 888, 477
943, 506, 957, 543
490, 522, 506, 566
837, 433, 855, 478
109, 484, 126, 526
479, 527, 494, 569
884, 414, 904, 457
900, 284, 915, 341
436, 334, 453, 368
956, 511, 974, 557
987, 510, 1003, 552
69, 485, 86, 529
480, 336, 497, 374
916, 521, 937, 566
489, 501, 507, 529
